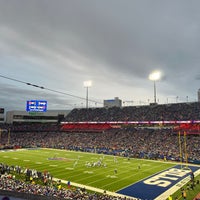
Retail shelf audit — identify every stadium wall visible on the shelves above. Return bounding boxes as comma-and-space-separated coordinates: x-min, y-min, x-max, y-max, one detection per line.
5, 110, 70, 124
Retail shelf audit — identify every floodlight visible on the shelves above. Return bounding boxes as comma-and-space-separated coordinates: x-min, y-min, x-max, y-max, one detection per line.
149, 71, 161, 104
149, 71, 161, 81
83, 81, 92, 87
83, 80, 92, 108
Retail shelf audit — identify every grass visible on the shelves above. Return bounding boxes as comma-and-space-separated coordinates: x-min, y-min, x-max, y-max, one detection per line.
0, 148, 199, 199
170, 175, 200, 200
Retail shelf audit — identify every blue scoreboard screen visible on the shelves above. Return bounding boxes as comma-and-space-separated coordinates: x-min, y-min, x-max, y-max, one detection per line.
26, 100, 47, 112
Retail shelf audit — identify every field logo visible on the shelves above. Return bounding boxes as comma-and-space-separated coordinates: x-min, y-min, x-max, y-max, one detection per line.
143, 168, 189, 187
117, 165, 200, 200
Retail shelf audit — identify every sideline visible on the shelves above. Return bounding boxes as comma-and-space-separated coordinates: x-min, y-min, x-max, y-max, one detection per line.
53, 177, 138, 200
155, 168, 200, 200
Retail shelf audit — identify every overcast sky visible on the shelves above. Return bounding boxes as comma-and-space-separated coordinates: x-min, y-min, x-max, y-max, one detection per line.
0, 0, 200, 111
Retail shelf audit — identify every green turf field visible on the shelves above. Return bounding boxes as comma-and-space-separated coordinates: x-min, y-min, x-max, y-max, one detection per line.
0, 148, 176, 192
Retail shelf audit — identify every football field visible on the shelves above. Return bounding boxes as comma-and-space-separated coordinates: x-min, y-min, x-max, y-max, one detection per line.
0, 148, 199, 199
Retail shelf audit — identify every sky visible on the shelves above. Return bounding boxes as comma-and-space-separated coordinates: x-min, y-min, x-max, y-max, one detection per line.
0, 0, 200, 111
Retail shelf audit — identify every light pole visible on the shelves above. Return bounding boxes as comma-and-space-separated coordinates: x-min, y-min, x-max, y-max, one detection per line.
176, 96, 179, 103
83, 81, 92, 109
149, 71, 161, 104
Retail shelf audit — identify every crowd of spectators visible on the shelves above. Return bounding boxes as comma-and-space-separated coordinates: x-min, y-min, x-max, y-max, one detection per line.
0, 127, 200, 162
64, 102, 200, 122
0, 123, 60, 133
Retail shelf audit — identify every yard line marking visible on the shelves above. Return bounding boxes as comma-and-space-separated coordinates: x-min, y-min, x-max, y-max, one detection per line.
106, 175, 118, 178
142, 164, 151, 166
35, 162, 42, 164
66, 167, 74, 170
84, 171, 94, 174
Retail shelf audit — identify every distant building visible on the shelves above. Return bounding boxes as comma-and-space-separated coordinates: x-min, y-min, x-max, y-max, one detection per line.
104, 97, 122, 108
0, 108, 4, 123
198, 89, 200, 102
6, 110, 71, 124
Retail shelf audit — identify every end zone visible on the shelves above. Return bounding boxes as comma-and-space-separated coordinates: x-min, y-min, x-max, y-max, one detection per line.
117, 165, 200, 200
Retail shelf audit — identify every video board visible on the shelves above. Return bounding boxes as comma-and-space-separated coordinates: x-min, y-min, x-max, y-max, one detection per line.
26, 100, 47, 112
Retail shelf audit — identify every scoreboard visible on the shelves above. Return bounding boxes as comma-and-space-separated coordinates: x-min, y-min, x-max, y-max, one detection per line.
26, 100, 47, 112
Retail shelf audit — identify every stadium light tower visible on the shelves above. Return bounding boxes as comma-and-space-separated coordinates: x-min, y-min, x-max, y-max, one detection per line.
149, 71, 161, 104
83, 80, 92, 109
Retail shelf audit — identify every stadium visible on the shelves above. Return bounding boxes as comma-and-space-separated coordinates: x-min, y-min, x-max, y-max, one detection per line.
0, 101, 200, 200
1, 1, 200, 200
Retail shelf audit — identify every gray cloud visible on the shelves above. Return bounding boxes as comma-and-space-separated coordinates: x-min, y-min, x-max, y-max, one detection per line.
0, 0, 200, 110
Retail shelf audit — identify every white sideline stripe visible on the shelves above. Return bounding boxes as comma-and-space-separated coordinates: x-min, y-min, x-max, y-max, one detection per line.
53, 177, 138, 200
155, 168, 200, 200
